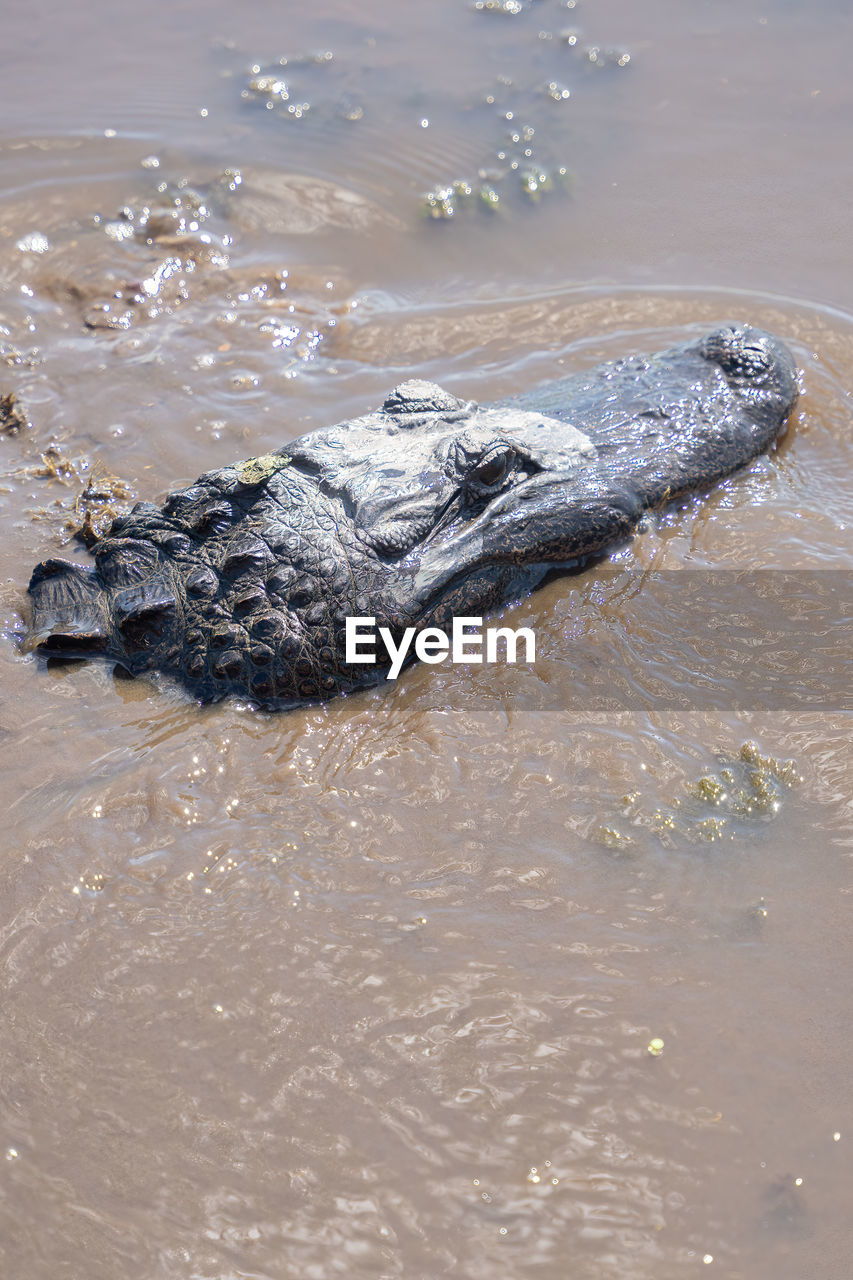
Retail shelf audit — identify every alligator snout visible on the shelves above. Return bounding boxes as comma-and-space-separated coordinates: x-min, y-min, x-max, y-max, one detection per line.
25, 558, 106, 654
698, 324, 799, 408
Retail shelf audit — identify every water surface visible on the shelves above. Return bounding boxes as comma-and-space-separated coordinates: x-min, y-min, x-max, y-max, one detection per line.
1, 2, 852, 1277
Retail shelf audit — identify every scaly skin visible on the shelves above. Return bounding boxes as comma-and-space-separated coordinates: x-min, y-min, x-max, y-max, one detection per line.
26, 325, 798, 706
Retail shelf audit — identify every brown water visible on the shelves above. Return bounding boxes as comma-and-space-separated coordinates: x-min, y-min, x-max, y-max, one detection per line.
1, 2, 852, 1277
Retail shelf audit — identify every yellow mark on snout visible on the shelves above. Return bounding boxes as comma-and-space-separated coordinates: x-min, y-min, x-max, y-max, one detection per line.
235, 453, 291, 487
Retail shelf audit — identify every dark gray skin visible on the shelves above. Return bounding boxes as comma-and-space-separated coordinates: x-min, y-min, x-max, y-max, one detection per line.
26, 325, 798, 706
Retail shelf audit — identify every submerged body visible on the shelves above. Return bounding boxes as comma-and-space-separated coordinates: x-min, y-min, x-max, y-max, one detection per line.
27, 325, 799, 705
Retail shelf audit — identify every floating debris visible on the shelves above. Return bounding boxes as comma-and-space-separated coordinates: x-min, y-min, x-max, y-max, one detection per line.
422, 164, 569, 218
472, 0, 528, 14
421, 57, 577, 223
0, 342, 41, 369
242, 73, 311, 117
33, 444, 77, 482
97, 178, 222, 247
0, 391, 30, 435
245, 73, 290, 102
84, 302, 137, 332
241, 55, 333, 118
336, 95, 365, 122
81, 177, 233, 330
25, 463, 135, 546
582, 45, 632, 69
647, 1038, 665, 1057
600, 741, 802, 850
594, 825, 634, 852
693, 774, 728, 806
519, 165, 555, 198
422, 186, 455, 219
685, 742, 803, 820
422, 179, 489, 219
278, 50, 334, 68
68, 471, 135, 547
691, 816, 728, 843
16, 231, 50, 255
479, 182, 502, 210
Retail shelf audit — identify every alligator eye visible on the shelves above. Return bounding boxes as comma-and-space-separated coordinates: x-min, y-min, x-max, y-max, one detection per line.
94, 539, 159, 587
467, 447, 516, 493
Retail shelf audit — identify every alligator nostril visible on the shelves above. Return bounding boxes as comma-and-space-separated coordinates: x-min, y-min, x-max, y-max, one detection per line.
698, 326, 798, 411
699, 327, 772, 383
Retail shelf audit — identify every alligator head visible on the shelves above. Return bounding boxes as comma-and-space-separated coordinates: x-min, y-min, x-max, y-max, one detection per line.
26, 324, 798, 705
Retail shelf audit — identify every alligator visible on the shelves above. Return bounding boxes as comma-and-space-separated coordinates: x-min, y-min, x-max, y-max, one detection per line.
26, 325, 798, 706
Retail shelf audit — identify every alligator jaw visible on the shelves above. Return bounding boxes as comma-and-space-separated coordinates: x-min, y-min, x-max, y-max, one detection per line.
25, 558, 107, 656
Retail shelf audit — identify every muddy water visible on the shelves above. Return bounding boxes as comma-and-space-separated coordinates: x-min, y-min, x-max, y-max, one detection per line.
1, 1, 852, 1277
